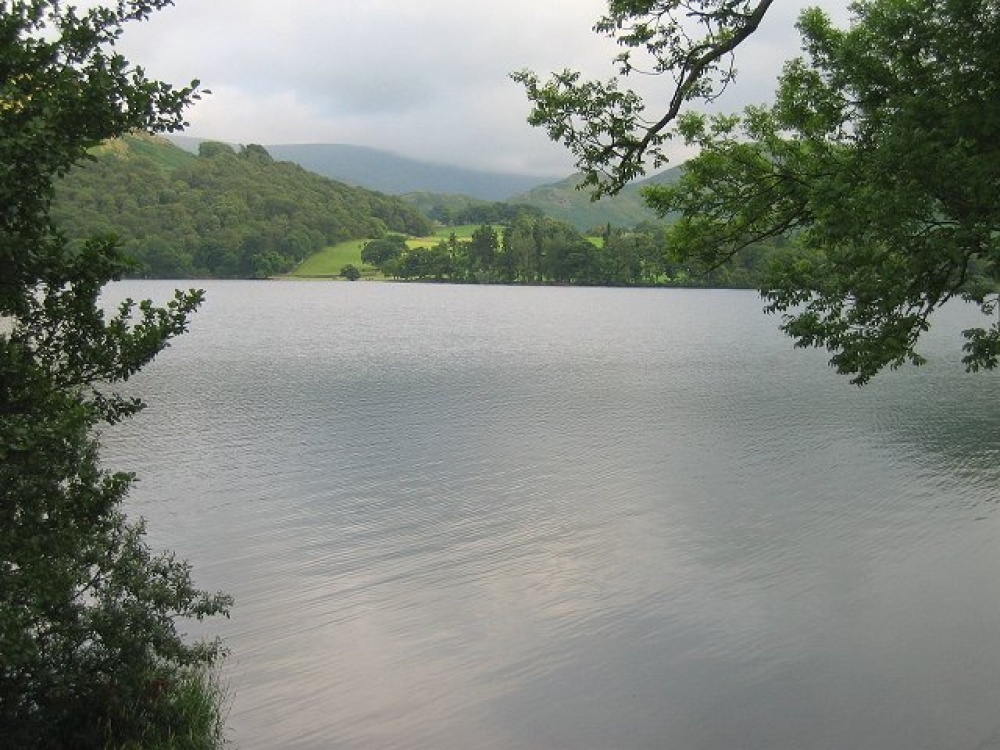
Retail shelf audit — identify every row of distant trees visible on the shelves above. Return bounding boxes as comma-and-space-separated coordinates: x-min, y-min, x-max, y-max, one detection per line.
361, 215, 781, 287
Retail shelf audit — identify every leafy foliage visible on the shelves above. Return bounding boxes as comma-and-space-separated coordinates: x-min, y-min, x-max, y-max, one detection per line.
645, 0, 1000, 383
52, 135, 433, 278
512, 0, 775, 195
361, 235, 409, 268
503, 168, 684, 231
1, 2, 230, 746
403, 193, 546, 227
404, 182, 670, 236
520, 0, 1000, 384
366, 216, 776, 287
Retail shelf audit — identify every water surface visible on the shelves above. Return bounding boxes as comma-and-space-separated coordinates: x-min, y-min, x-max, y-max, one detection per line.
102, 281, 1000, 750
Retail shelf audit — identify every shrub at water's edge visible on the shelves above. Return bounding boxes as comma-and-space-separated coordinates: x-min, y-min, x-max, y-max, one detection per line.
104, 667, 230, 750
1, 3, 231, 747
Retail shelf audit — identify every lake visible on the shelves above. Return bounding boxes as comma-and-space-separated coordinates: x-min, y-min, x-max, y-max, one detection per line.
101, 280, 1000, 750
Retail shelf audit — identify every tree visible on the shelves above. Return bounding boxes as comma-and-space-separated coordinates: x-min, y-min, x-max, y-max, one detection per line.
340, 263, 361, 280
518, 0, 1000, 384
239, 142, 274, 163
198, 140, 236, 159
513, 0, 775, 196
1, 2, 231, 747
361, 235, 408, 269
467, 224, 499, 280
393, 242, 455, 281
648, 0, 1000, 384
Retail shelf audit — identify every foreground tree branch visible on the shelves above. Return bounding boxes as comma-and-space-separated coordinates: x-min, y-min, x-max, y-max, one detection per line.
518, 0, 1000, 384
646, 2, 1000, 384
512, 0, 775, 196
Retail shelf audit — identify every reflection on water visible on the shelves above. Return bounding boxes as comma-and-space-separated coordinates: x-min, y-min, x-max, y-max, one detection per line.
102, 281, 1000, 750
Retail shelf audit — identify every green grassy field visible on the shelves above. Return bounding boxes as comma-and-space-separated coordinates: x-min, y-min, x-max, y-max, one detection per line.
405, 224, 479, 249
289, 226, 482, 278
289, 239, 370, 278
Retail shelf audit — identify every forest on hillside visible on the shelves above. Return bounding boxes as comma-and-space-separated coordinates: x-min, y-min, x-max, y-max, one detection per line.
53, 134, 789, 287
52, 136, 433, 278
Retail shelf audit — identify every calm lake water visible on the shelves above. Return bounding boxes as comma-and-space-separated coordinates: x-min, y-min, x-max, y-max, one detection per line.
101, 280, 1000, 750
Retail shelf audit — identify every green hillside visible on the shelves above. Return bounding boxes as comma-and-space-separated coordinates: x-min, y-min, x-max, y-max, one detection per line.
168, 137, 558, 201
169, 134, 685, 234
51, 133, 699, 281
502, 166, 685, 231
108, 133, 198, 171
399, 192, 489, 221
401, 179, 658, 233
52, 134, 433, 278
57, 134, 776, 288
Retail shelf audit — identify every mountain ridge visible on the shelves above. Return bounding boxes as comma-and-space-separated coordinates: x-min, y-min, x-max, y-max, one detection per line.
167, 135, 680, 231
166, 136, 560, 201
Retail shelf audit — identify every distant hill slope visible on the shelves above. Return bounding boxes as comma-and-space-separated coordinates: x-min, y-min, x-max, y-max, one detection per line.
166, 135, 685, 230
168, 137, 558, 201
505, 166, 685, 231
52, 134, 433, 278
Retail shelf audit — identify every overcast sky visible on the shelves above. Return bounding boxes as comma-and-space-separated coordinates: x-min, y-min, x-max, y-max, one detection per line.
110, 1, 849, 176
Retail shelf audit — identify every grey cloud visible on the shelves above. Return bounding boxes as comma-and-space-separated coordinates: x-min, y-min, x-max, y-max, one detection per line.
111, 0, 847, 176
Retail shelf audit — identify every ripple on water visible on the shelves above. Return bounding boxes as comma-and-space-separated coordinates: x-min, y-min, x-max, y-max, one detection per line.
100, 281, 1000, 750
